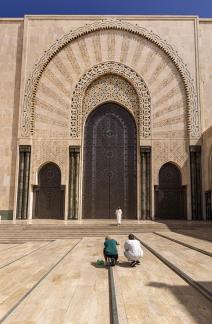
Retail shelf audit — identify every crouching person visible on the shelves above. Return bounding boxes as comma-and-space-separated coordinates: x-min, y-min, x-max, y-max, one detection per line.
124, 234, 143, 267
103, 236, 119, 266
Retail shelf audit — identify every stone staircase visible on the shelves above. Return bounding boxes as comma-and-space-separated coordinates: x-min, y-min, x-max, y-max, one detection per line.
0, 221, 211, 243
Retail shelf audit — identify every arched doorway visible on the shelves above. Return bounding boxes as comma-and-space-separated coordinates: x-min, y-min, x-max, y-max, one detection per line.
33, 162, 65, 219
83, 102, 137, 219
154, 162, 186, 219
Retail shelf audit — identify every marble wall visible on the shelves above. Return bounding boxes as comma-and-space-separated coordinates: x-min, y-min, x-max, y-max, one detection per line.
199, 21, 212, 194
0, 16, 211, 219
0, 20, 23, 218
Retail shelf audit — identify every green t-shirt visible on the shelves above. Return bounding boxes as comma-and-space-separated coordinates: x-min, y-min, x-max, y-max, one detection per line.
104, 239, 118, 255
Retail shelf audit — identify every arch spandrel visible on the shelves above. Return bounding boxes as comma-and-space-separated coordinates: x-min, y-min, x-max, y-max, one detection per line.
21, 19, 200, 139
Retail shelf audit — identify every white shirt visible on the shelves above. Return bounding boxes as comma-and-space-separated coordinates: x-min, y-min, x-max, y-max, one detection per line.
124, 239, 143, 258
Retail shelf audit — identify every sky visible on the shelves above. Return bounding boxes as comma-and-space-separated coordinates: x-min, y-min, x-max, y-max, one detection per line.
0, 0, 212, 18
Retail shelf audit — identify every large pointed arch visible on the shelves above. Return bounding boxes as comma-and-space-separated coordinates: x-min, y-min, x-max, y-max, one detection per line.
71, 62, 150, 139
21, 19, 199, 138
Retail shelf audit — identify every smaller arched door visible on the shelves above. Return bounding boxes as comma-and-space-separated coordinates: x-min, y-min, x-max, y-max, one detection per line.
33, 163, 65, 219
154, 162, 186, 219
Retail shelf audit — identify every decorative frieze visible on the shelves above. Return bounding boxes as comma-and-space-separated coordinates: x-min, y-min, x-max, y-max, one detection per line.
153, 140, 188, 184
21, 19, 200, 139
83, 74, 139, 122
31, 141, 68, 184
70, 62, 151, 139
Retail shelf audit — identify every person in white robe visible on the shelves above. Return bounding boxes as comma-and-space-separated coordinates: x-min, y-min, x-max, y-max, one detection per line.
115, 207, 122, 225
124, 234, 143, 267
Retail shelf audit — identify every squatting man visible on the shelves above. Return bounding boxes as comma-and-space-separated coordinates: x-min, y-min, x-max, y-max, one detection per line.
103, 234, 143, 267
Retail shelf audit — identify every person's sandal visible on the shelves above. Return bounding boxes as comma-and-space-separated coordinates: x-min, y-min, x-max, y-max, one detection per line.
130, 261, 136, 267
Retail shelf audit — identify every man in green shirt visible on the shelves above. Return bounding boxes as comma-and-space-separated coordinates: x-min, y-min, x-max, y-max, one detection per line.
103, 236, 119, 266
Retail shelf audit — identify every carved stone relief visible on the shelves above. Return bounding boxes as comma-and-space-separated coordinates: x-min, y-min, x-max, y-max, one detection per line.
71, 64, 150, 139
31, 140, 68, 184
153, 140, 188, 184
83, 74, 139, 120
21, 19, 200, 139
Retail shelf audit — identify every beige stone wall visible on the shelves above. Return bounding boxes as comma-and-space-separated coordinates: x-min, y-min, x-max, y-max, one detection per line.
18, 17, 198, 189
2, 15, 210, 219
199, 20, 212, 196
199, 20, 212, 133
0, 19, 23, 217
22, 16, 198, 82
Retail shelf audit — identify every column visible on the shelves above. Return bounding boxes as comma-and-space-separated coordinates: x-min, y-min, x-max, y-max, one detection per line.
189, 145, 202, 220
205, 190, 212, 220
68, 147, 80, 219
140, 146, 152, 219
16, 146, 31, 219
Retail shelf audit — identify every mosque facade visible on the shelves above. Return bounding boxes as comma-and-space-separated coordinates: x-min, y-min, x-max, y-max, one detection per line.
0, 15, 211, 221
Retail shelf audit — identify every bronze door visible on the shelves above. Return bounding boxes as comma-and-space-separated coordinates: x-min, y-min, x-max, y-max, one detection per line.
83, 103, 137, 219
154, 162, 186, 219
33, 163, 64, 219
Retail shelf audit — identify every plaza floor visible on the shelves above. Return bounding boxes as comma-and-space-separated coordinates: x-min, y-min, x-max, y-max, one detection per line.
0, 224, 211, 323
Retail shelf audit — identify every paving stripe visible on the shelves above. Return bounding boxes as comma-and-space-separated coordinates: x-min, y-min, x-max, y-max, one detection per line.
0, 239, 82, 324
0, 244, 20, 252
154, 232, 212, 257
108, 265, 119, 324
134, 235, 212, 303
0, 241, 54, 270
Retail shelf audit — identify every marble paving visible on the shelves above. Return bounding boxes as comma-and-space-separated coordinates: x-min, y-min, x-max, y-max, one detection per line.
114, 236, 212, 324
136, 233, 212, 294
155, 231, 212, 254
0, 232, 211, 323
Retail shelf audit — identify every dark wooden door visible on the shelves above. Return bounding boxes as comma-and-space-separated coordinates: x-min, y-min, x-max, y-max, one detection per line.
83, 103, 137, 219
155, 162, 186, 219
33, 163, 64, 219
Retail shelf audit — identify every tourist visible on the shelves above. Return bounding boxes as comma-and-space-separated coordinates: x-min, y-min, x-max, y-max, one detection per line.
103, 236, 119, 266
115, 206, 122, 225
124, 234, 143, 267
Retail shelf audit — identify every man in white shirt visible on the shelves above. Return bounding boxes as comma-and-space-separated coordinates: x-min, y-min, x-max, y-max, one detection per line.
124, 234, 143, 267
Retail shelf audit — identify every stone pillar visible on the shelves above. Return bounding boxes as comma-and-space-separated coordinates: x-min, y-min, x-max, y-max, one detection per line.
205, 190, 212, 220
140, 146, 151, 219
189, 145, 202, 220
68, 147, 80, 219
16, 146, 31, 219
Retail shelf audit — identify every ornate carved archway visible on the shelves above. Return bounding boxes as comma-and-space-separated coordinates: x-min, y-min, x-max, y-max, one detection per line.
33, 162, 65, 219
154, 162, 187, 219
21, 19, 200, 138
71, 63, 150, 139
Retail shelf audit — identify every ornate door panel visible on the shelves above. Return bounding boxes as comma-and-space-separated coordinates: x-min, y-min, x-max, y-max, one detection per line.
155, 162, 186, 219
33, 163, 64, 219
83, 103, 137, 219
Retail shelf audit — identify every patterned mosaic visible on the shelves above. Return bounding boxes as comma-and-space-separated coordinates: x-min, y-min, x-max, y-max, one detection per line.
71, 62, 150, 139
31, 140, 68, 184
83, 75, 139, 119
153, 140, 188, 184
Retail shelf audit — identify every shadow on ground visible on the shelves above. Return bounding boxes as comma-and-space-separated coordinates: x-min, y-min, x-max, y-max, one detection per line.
147, 281, 212, 324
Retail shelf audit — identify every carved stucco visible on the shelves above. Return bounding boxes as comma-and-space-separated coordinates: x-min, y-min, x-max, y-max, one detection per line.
21, 19, 200, 139
32, 140, 68, 184
153, 140, 188, 185
72, 63, 150, 139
